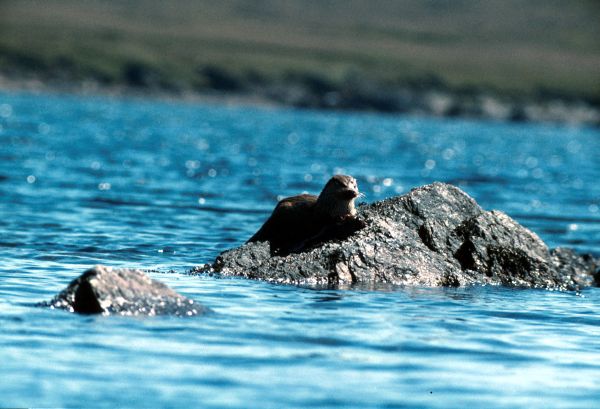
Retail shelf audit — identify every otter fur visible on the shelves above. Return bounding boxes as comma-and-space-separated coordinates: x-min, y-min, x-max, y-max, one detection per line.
248, 175, 365, 255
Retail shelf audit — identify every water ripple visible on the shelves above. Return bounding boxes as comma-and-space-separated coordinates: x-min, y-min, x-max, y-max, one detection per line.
1, 91, 599, 408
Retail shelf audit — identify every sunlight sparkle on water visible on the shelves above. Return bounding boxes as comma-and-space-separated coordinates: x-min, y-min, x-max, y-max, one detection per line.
0, 91, 599, 409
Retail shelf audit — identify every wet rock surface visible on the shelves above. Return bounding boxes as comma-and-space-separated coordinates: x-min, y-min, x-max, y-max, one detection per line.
204, 183, 598, 290
43, 265, 210, 316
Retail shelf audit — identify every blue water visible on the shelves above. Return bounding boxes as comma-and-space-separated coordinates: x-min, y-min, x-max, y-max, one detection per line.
1, 91, 599, 408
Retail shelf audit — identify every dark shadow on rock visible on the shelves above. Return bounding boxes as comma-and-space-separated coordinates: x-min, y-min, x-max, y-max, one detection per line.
270, 216, 367, 257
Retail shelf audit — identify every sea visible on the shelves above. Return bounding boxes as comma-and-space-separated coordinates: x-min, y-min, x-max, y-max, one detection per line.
1, 90, 599, 408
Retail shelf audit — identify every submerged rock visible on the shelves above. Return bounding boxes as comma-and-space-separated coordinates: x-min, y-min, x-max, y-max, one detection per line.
204, 183, 598, 290
43, 265, 210, 316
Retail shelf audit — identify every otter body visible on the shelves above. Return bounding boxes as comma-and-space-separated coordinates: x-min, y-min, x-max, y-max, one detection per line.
249, 175, 365, 255
249, 193, 329, 253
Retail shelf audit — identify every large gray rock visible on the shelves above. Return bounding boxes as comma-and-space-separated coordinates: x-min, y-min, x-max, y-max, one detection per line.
202, 183, 598, 290
43, 265, 210, 316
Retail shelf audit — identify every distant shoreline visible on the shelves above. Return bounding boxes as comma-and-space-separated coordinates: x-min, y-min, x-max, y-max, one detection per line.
3, 0, 599, 127
2, 73, 598, 127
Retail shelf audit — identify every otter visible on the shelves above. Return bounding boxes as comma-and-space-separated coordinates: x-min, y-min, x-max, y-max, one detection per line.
248, 174, 366, 255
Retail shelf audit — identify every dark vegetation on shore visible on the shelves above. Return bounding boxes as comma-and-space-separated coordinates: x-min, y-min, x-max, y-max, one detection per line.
1, 0, 599, 124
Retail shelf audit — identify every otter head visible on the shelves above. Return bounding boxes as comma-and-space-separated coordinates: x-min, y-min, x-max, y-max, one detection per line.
316, 174, 361, 218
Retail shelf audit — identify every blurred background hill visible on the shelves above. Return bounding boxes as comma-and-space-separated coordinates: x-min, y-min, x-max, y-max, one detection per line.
1, 0, 599, 123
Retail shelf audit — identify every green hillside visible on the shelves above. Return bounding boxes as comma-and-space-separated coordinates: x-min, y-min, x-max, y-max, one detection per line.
1, 0, 599, 101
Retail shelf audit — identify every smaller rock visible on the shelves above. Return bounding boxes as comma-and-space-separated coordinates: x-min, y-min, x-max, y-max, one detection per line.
42, 265, 210, 316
